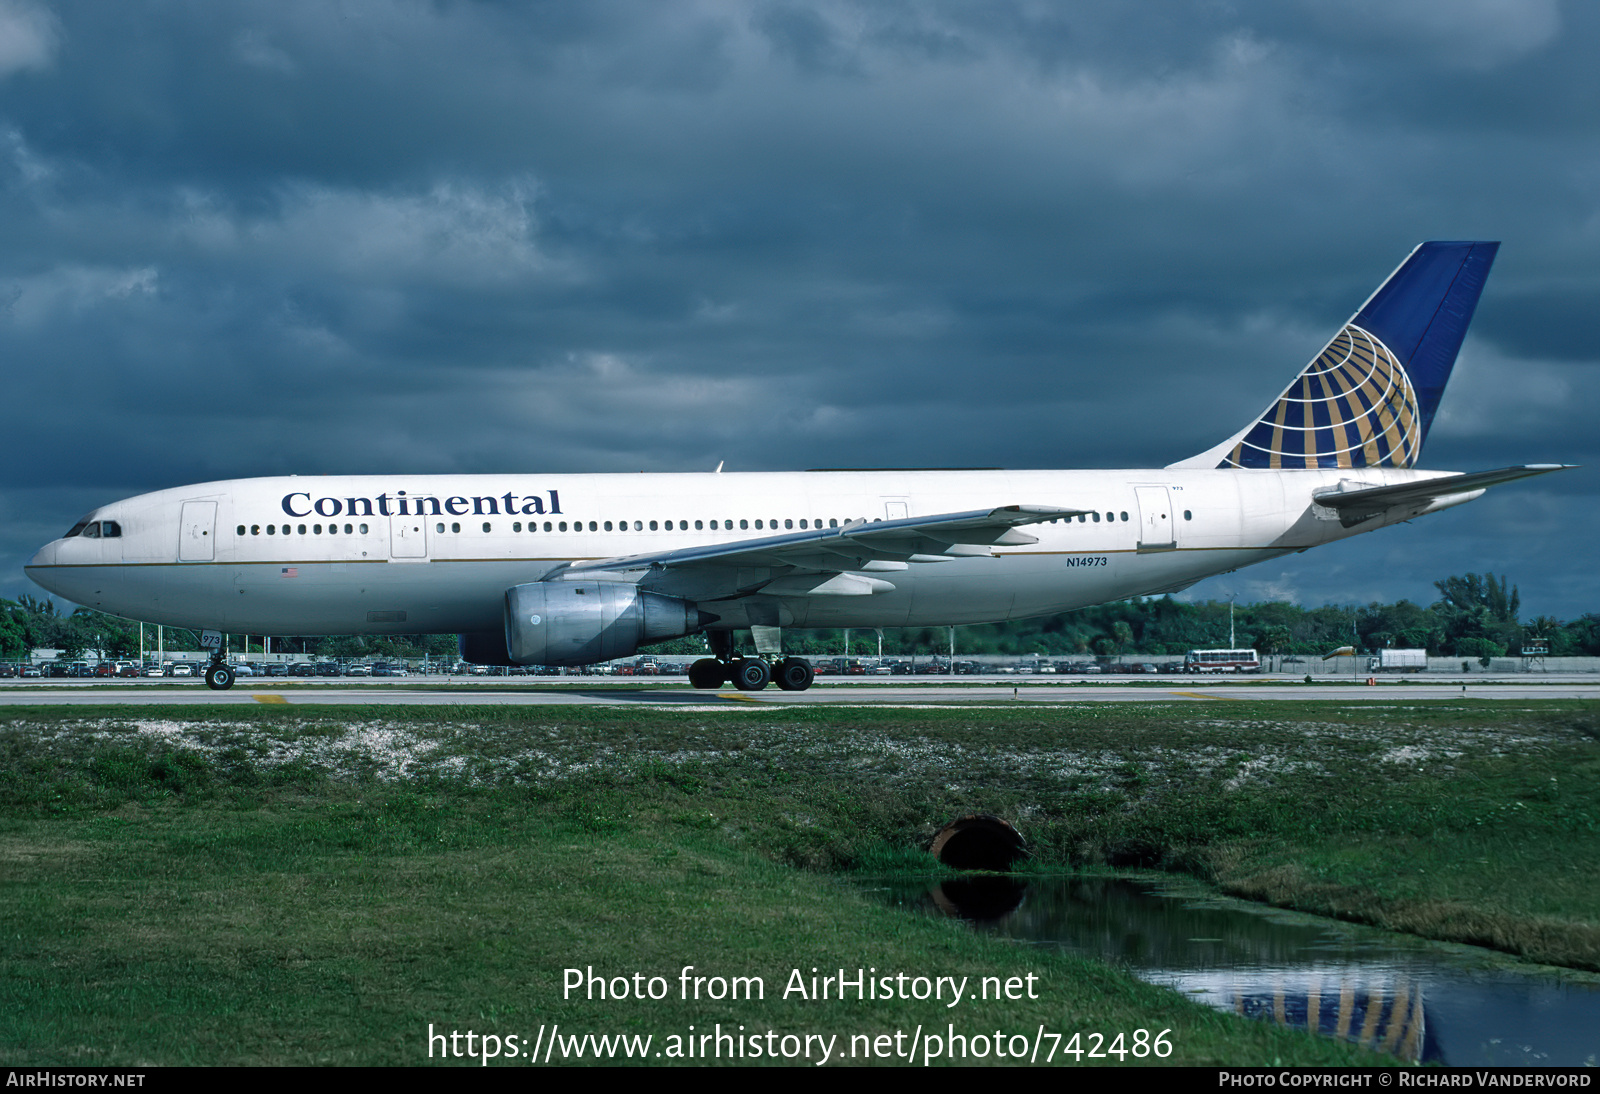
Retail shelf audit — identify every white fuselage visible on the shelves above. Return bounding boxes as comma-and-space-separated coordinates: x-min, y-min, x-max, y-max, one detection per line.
24, 466, 1475, 638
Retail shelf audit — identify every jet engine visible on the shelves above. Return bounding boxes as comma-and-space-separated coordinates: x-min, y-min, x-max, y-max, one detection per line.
501, 581, 714, 666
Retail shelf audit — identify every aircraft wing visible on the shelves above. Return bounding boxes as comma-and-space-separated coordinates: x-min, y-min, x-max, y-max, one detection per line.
554, 505, 1083, 599
1312, 464, 1573, 527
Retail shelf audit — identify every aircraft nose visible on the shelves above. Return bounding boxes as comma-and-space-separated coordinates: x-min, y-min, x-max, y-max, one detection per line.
24, 541, 61, 591
30, 538, 60, 565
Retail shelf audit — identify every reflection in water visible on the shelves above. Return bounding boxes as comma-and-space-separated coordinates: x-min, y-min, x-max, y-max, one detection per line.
1196, 967, 1430, 1063
929, 876, 1028, 922
869, 876, 1600, 1066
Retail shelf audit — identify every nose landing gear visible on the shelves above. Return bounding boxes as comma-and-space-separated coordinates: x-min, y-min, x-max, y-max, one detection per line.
204, 661, 236, 690
200, 629, 235, 690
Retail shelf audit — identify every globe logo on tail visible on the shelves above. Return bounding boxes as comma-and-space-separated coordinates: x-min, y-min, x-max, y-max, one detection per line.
1217, 324, 1422, 470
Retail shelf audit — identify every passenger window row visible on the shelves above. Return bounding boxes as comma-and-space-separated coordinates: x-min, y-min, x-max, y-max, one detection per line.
238, 524, 371, 536
236, 518, 866, 539
1049, 512, 1131, 523
1047, 511, 1193, 523
430, 517, 859, 534
235, 511, 1182, 540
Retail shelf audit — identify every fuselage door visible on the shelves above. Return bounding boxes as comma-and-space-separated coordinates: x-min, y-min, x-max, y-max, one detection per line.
884, 499, 909, 521
390, 516, 428, 559
178, 501, 216, 562
1134, 486, 1176, 552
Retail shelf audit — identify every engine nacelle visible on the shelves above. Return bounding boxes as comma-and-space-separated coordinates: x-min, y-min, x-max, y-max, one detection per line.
503, 581, 711, 666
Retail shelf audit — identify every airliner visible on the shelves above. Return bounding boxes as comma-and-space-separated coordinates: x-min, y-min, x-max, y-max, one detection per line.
24, 241, 1570, 691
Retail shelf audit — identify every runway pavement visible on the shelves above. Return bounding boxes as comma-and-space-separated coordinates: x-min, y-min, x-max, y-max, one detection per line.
2, 675, 1597, 706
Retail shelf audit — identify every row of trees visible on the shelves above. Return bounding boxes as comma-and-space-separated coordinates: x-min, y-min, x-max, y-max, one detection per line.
4, 573, 1597, 663
944, 573, 1591, 659
780, 573, 1591, 660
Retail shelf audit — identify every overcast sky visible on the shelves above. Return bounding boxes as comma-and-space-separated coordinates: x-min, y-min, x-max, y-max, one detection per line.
2, 0, 1595, 619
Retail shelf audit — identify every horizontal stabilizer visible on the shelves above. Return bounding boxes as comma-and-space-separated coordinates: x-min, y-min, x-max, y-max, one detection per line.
1313, 464, 1573, 526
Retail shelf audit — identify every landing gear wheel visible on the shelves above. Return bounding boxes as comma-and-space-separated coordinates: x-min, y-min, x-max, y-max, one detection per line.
204, 664, 236, 691
688, 658, 726, 690
774, 656, 815, 692
731, 657, 771, 691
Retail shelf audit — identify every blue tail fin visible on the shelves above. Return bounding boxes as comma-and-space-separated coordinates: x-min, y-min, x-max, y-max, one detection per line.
1196, 242, 1498, 470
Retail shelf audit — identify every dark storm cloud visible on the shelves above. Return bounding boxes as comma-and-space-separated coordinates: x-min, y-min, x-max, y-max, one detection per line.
2, 0, 1596, 617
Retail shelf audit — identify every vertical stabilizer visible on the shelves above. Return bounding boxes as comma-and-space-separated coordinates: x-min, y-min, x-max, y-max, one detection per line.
1171, 241, 1499, 470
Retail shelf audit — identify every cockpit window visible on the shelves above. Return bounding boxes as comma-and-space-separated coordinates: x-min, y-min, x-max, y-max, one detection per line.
62, 516, 122, 539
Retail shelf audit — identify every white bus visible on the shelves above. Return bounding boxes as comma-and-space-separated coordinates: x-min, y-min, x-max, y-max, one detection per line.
1184, 649, 1261, 673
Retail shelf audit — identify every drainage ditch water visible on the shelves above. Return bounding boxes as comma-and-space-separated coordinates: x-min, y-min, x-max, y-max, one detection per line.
860, 875, 1600, 1065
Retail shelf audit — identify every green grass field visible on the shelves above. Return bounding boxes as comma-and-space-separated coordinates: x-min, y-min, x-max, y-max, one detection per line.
2, 700, 1595, 1065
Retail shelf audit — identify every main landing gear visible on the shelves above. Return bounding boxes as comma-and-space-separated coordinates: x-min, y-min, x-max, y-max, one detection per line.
689, 655, 815, 692
689, 629, 815, 692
